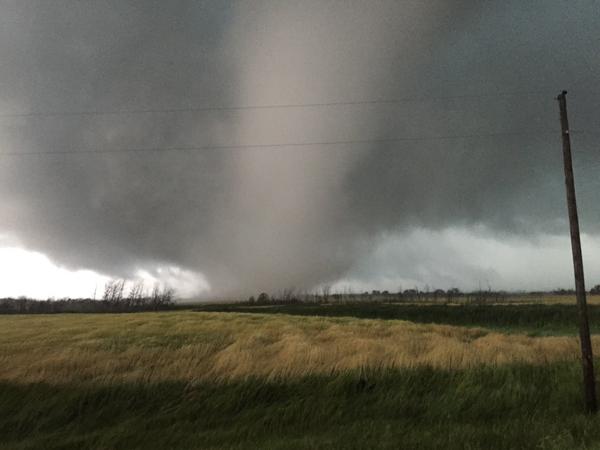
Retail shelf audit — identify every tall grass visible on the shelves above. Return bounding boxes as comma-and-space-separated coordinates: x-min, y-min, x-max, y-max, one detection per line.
2, 364, 600, 449
198, 302, 600, 335
1, 311, 598, 385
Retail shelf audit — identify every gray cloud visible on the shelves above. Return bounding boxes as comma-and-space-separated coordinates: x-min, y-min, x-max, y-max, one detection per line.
0, 0, 599, 296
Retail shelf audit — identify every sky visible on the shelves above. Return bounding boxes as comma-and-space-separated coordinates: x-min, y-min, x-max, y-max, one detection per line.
0, 0, 600, 299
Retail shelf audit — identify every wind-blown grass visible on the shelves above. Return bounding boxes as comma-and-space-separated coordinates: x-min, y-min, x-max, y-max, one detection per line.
1, 311, 598, 385
2, 364, 600, 449
197, 302, 600, 335
4, 311, 600, 449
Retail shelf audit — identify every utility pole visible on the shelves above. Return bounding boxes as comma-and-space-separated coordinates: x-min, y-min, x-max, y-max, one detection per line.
557, 90, 597, 414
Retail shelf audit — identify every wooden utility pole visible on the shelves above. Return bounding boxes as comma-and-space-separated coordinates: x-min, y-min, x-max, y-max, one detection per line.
557, 90, 597, 414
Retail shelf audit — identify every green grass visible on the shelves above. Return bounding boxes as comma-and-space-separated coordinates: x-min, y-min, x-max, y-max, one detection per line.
2, 363, 600, 449
3, 307, 600, 449
197, 303, 600, 335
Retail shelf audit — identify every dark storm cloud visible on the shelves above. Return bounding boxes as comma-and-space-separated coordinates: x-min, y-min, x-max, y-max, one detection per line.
344, 1, 600, 235
0, 0, 599, 295
0, 0, 238, 274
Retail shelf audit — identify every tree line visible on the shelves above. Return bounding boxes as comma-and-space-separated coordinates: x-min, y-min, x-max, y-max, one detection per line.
0, 280, 176, 314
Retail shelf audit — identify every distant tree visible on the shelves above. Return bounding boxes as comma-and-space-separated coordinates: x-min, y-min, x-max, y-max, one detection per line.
127, 281, 145, 307
150, 283, 175, 309
103, 280, 126, 304
553, 288, 575, 295
590, 285, 600, 295
280, 287, 296, 303
321, 285, 332, 303
257, 292, 270, 304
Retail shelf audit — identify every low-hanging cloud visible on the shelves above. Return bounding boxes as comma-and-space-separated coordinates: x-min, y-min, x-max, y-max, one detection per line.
0, 0, 599, 296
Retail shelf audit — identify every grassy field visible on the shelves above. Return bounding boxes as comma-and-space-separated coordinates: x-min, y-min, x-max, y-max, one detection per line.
2, 308, 600, 449
197, 301, 600, 336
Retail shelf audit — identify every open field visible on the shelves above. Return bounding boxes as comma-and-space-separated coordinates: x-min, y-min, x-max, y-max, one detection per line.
198, 301, 600, 336
3, 309, 600, 449
2, 311, 600, 384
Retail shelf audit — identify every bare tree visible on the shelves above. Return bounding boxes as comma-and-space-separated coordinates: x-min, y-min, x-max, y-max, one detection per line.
103, 279, 126, 305
321, 285, 331, 303
127, 280, 145, 308
280, 287, 296, 303
150, 283, 175, 309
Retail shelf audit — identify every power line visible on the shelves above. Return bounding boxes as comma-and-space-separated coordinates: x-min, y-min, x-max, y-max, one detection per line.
572, 130, 600, 136
0, 130, 558, 157
0, 91, 556, 119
